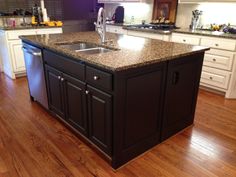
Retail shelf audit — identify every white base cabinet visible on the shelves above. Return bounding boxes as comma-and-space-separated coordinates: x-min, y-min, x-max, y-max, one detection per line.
172, 32, 236, 99
0, 28, 62, 79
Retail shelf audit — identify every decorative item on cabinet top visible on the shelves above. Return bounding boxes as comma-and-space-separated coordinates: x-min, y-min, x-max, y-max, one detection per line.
152, 0, 178, 24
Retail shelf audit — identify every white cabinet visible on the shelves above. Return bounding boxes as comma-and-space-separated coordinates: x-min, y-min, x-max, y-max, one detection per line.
9, 40, 25, 73
106, 25, 127, 35
172, 32, 236, 98
0, 28, 63, 79
204, 49, 234, 71
201, 66, 231, 90
201, 37, 236, 51
171, 33, 200, 45
127, 30, 171, 41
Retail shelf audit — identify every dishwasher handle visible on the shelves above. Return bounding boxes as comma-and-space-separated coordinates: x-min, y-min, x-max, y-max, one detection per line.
22, 47, 42, 57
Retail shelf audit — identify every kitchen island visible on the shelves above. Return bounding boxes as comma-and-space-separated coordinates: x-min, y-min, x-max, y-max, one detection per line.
21, 32, 209, 169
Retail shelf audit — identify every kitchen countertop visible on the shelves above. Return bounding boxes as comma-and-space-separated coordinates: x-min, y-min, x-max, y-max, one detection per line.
0, 25, 62, 31
20, 31, 209, 71
123, 26, 172, 35
172, 28, 236, 40
107, 23, 236, 39
106, 22, 130, 27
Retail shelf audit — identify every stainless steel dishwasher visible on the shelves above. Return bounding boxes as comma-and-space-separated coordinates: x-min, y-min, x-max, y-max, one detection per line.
23, 43, 49, 109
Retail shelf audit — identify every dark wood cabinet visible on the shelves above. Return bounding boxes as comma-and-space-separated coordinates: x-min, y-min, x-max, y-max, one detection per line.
112, 63, 166, 168
87, 85, 112, 156
44, 52, 112, 154
161, 54, 204, 141
45, 65, 65, 118
63, 73, 88, 136
45, 64, 89, 136
39, 48, 205, 169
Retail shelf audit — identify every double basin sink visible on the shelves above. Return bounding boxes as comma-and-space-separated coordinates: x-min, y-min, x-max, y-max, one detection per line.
57, 42, 117, 55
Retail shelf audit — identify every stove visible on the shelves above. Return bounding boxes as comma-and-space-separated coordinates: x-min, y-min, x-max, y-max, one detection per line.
127, 23, 178, 31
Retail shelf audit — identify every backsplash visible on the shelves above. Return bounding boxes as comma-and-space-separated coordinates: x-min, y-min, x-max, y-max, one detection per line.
176, 3, 236, 28
104, 1, 154, 24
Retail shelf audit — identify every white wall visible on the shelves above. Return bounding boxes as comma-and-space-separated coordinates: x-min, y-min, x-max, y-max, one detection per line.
105, 0, 154, 24
105, 2, 236, 28
176, 3, 236, 28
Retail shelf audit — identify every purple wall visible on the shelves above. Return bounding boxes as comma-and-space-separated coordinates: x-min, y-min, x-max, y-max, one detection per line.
63, 0, 97, 20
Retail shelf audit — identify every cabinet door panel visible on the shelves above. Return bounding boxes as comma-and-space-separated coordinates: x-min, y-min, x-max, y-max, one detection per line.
45, 65, 65, 118
9, 40, 25, 73
161, 54, 204, 140
87, 85, 112, 155
63, 74, 88, 136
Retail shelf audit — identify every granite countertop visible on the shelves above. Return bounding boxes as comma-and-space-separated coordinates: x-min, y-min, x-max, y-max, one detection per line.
106, 22, 130, 27
20, 31, 209, 72
107, 23, 236, 39
0, 25, 62, 31
174, 28, 236, 40
123, 26, 172, 35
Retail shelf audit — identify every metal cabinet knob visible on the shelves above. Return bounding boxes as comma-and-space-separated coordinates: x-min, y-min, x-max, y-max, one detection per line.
183, 39, 186, 42
58, 76, 61, 80
213, 58, 216, 62
61, 78, 64, 82
93, 76, 99, 80
210, 77, 213, 80
85, 90, 89, 95
215, 44, 219, 47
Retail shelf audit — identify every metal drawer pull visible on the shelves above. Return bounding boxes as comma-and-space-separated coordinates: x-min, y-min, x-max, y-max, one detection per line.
209, 77, 213, 80
32, 52, 42, 56
212, 58, 216, 62
85, 90, 89, 95
215, 44, 219, 47
93, 76, 99, 80
22, 47, 42, 56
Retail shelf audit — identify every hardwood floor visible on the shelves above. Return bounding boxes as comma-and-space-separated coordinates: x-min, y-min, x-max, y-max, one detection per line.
0, 73, 236, 177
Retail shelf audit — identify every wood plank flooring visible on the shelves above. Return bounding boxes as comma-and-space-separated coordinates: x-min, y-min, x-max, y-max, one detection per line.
0, 73, 236, 177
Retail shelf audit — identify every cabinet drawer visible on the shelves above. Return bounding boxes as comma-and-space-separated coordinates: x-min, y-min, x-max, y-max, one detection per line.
7, 30, 36, 40
36, 28, 63, 35
201, 66, 231, 90
204, 49, 234, 71
171, 34, 200, 45
127, 30, 163, 40
107, 26, 127, 34
86, 66, 112, 91
44, 50, 85, 80
201, 38, 236, 51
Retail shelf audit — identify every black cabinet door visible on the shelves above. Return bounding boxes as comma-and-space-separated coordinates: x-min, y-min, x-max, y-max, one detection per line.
161, 54, 204, 141
63, 73, 88, 136
45, 65, 65, 118
87, 85, 112, 155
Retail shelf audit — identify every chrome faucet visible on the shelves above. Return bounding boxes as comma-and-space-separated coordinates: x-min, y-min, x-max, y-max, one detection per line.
94, 7, 106, 44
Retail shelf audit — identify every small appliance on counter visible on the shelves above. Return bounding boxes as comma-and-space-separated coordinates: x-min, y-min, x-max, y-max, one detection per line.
31, 2, 62, 27
190, 10, 203, 30
112, 6, 124, 23
32, 3, 43, 25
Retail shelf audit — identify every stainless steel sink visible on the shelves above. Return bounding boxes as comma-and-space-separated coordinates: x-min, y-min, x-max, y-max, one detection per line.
57, 42, 98, 51
57, 42, 116, 54
76, 47, 113, 54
